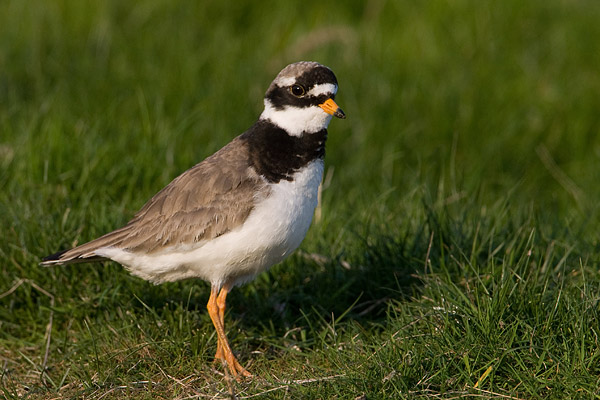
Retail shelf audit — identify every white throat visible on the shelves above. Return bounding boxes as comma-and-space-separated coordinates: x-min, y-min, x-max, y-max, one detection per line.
260, 100, 333, 137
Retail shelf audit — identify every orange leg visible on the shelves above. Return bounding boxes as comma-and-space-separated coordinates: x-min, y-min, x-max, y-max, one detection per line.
207, 284, 252, 378
213, 287, 227, 361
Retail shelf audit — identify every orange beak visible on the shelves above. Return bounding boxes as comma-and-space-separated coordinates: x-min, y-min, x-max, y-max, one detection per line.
319, 98, 346, 119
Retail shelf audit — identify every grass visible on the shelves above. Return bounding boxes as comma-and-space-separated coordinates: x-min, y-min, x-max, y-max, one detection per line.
1, 0, 600, 398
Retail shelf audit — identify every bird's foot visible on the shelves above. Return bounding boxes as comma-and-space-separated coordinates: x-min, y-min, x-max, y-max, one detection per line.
214, 347, 252, 379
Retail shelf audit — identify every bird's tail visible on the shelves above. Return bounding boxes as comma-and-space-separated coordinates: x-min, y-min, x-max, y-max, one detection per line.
40, 225, 131, 266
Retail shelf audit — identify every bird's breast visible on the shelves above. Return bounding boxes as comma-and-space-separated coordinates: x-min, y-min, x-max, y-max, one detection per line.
252, 158, 324, 249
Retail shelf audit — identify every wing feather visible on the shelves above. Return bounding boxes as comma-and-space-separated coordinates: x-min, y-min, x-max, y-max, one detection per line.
41, 136, 266, 265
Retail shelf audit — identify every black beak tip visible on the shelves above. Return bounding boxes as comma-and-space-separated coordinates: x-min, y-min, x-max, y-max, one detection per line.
334, 108, 346, 119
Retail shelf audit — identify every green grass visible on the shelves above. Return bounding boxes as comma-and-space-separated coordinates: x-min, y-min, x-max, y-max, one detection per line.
2, 0, 600, 398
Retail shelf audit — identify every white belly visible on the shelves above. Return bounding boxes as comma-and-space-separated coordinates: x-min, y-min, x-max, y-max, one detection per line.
96, 160, 324, 287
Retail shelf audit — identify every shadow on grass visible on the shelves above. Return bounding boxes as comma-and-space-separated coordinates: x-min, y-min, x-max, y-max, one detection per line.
188, 223, 437, 354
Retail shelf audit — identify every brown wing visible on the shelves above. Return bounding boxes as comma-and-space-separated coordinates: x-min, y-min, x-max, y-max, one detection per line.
41, 136, 266, 265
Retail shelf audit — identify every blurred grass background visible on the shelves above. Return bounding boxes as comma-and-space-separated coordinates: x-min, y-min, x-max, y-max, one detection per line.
1, 0, 599, 398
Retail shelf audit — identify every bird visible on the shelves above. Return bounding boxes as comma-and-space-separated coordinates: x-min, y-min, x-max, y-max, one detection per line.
41, 61, 345, 378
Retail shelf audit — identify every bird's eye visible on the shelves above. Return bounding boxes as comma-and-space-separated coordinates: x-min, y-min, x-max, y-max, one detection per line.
290, 84, 306, 97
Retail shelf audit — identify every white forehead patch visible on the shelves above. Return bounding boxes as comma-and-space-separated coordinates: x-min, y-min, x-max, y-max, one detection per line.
307, 83, 337, 97
275, 76, 297, 87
